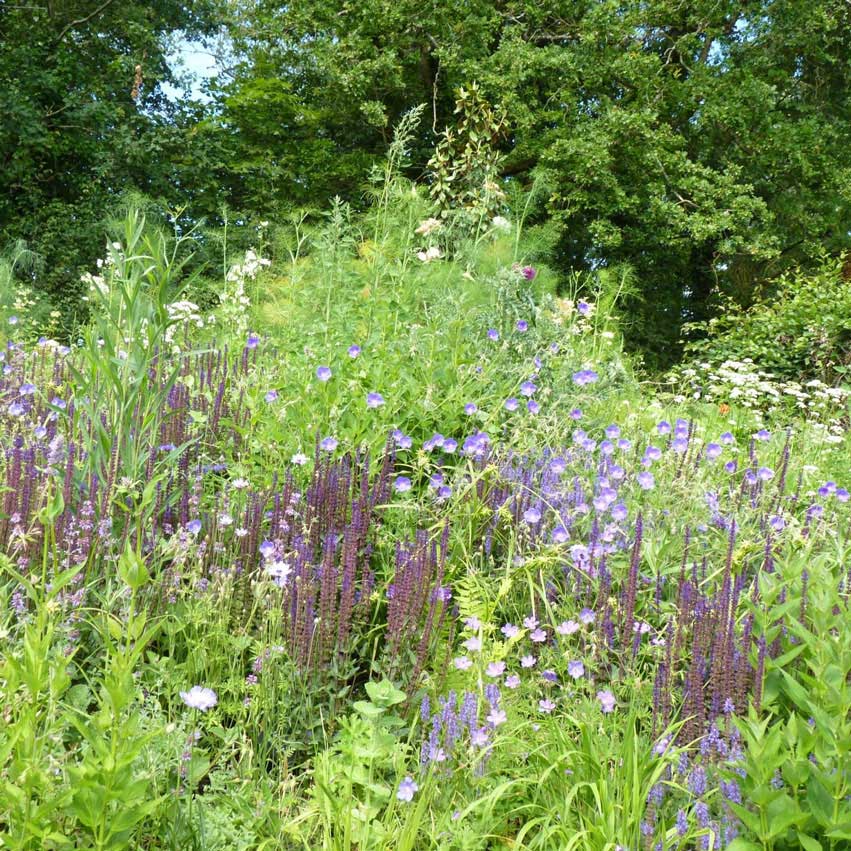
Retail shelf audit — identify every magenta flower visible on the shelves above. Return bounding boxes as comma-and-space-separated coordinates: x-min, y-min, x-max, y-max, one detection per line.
522, 266, 536, 280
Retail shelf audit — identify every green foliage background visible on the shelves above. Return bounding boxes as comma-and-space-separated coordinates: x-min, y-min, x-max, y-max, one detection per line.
2, 0, 850, 366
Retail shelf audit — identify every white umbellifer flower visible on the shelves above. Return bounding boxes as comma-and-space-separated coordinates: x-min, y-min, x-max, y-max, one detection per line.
492, 215, 511, 230
179, 685, 218, 711
416, 246, 442, 263
415, 218, 442, 236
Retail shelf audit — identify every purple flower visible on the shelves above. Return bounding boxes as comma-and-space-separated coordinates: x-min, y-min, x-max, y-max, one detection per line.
520, 381, 537, 397
320, 436, 338, 452
464, 402, 478, 415
577, 301, 591, 315
755, 429, 771, 441
769, 515, 785, 532
366, 392, 385, 409
720, 431, 735, 445
527, 400, 540, 414
180, 686, 218, 711
505, 674, 521, 689
397, 776, 418, 802
505, 398, 519, 412
516, 320, 529, 333
523, 615, 539, 629
316, 365, 332, 382
246, 333, 260, 349
520, 655, 536, 668
454, 656, 472, 670
20, 383, 36, 395
187, 520, 202, 535
556, 620, 580, 635
8, 402, 24, 416
570, 408, 583, 420
568, 660, 585, 679
596, 689, 616, 713
486, 708, 507, 727
264, 390, 279, 402
392, 429, 413, 449
462, 636, 482, 652
394, 476, 412, 493
657, 420, 672, 435
579, 608, 595, 625
529, 628, 547, 643
501, 623, 519, 639
522, 266, 536, 280
705, 442, 722, 460
486, 661, 506, 678
637, 471, 655, 490
523, 507, 542, 525
442, 438, 458, 453
487, 328, 499, 341
572, 369, 598, 386
758, 466, 774, 481
347, 344, 361, 358
539, 698, 556, 713
551, 525, 569, 544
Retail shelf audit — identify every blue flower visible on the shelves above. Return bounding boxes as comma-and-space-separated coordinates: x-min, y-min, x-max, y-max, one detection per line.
316, 365, 332, 382
366, 392, 385, 409
397, 776, 418, 802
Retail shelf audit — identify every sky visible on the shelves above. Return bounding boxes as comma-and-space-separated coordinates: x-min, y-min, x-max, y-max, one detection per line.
161, 38, 219, 102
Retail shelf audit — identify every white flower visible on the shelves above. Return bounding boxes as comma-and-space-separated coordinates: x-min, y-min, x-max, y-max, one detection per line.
179, 685, 218, 711
266, 561, 292, 585
415, 217, 441, 236
492, 216, 511, 231
416, 246, 442, 263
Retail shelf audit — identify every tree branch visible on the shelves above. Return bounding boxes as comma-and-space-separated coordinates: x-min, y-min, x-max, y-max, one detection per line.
52, 0, 117, 46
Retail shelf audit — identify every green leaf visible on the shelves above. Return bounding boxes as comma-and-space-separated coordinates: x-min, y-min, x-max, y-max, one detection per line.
797, 833, 823, 851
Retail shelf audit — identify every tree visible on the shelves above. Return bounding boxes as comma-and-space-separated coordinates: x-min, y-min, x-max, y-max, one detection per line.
217, 0, 851, 365
0, 0, 219, 313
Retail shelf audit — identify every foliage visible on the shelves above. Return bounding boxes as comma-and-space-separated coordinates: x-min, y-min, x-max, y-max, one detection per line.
1, 146, 851, 850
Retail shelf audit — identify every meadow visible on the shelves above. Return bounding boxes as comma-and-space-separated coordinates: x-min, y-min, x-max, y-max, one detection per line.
1, 147, 850, 851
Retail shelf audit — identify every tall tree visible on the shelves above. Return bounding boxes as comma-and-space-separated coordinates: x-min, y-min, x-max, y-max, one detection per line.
217, 0, 851, 364
0, 0, 218, 311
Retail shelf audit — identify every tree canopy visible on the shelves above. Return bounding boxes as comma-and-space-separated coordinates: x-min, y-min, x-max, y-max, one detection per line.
2, 0, 849, 363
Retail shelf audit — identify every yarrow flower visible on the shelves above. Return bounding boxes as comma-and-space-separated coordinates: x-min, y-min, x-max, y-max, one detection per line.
180, 686, 218, 711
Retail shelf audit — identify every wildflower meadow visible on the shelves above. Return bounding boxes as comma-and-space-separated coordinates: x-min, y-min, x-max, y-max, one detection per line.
2, 40, 851, 851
